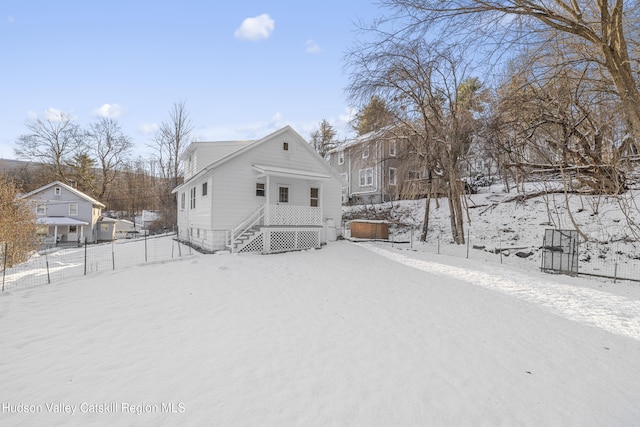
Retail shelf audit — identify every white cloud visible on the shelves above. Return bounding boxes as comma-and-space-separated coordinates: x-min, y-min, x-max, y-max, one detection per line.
40, 108, 76, 122
305, 39, 321, 53
92, 103, 125, 118
139, 123, 159, 135
234, 14, 275, 41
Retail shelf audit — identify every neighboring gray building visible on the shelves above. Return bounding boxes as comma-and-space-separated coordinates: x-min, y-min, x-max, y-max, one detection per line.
21, 181, 106, 245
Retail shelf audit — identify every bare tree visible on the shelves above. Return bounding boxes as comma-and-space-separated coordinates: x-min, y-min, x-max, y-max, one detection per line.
374, 0, 640, 153
151, 101, 194, 191
14, 111, 85, 183
346, 39, 483, 243
149, 101, 194, 228
87, 118, 133, 199
0, 177, 38, 268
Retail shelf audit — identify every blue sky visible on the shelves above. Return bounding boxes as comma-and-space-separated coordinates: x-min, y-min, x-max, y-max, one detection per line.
0, 1, 380, 159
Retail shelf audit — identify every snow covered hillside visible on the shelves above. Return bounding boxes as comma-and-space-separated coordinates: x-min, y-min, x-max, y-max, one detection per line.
1, 241, 639, 426
343, 181, 640, 282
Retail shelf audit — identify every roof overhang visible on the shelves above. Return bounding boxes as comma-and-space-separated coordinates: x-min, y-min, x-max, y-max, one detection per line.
252, 164, 331, 180
36, 217, 89, 226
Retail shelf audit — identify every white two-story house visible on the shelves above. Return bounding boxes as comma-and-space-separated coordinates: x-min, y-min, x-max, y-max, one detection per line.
172, 126, 344, 253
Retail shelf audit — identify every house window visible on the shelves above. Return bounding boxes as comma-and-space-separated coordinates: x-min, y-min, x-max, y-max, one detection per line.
256, 183, 265, 197
408, 171, 420, 180
36, 204, 46, 216
389, 140, 397, 157
69, 225, 77, 233
278, 186, 289, 203
180, 192, 185, 210
362, 145, 369, 159
389, 167, 397, 185
69, 203, 78, 216
310, 187, 319, 207
190, 187, 196, 209
283, 142, 289, 151
100, 224, 109, 231
338, 150, 344, 165
359, 168, 373, 187
54, 187, 61, 196
341, 172, 348, 183
202, 182, 208, 197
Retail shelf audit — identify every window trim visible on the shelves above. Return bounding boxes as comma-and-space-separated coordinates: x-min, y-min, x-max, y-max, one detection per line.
202, 181, 208, 197
338, 150, 344, 165
359, 168, 373, 187
190, 187, 196, 209
36, 203, 46, 216
256, 183, 265, 197
362, 144, 369, 159
389, 167, 397, 186
69, 202, 78, 216
310, 187, 319, 207
278, 185, 290, 204
180, 192, 186, 210
389, 140, 397, 157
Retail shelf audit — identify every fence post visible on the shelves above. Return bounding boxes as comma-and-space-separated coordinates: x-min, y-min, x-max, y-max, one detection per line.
466, 226, 470, 259
2, 242, 6, 292
410, 228, 414, 250
46, 251, 51, 284
84, 237, 87, 276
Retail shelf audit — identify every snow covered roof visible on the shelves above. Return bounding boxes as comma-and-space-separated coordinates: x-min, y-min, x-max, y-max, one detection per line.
252, 164, 331, 180
21, 181, 106, 208
36, 216, 89, 226
327, 125, 397, 154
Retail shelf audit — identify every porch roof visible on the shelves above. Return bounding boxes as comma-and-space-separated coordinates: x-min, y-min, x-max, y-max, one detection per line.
37, 216, 89, 226
252, 164, 331, 180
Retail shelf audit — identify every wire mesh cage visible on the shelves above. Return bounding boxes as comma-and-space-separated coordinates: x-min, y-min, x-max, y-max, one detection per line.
541, 229, 579, 276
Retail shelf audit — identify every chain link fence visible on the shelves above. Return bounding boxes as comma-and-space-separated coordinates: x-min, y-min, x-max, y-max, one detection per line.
344, 222, 640, 284
1, 233, 192, 293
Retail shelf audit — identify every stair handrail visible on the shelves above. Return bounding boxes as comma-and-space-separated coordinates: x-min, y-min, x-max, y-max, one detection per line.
229, 204, 265, 251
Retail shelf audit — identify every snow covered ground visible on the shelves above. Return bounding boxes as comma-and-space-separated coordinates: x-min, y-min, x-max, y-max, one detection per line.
1, 240, 639, 426
343, 181, 640, 283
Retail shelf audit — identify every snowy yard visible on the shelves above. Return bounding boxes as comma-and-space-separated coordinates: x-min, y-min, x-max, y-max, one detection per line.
1, 240, 639, 426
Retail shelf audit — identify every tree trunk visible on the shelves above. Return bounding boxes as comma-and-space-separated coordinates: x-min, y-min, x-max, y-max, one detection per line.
421, 189, 432, 241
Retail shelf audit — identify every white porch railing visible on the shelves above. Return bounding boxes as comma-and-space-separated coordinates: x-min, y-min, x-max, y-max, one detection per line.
228, 204, 266, 249
265, 205, 321, 226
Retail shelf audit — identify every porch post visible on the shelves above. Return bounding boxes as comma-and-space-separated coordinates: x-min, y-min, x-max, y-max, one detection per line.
54, 225, 58, 245
319, 181, 324, 225
80, 225, 85, 244
265, 174, 271, 226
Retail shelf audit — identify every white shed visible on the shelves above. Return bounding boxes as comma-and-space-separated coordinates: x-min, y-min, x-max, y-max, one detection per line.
173, 126, 344, 253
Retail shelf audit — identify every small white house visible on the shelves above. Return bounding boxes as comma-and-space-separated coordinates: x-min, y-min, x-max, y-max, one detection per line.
172, 126, 344, 253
